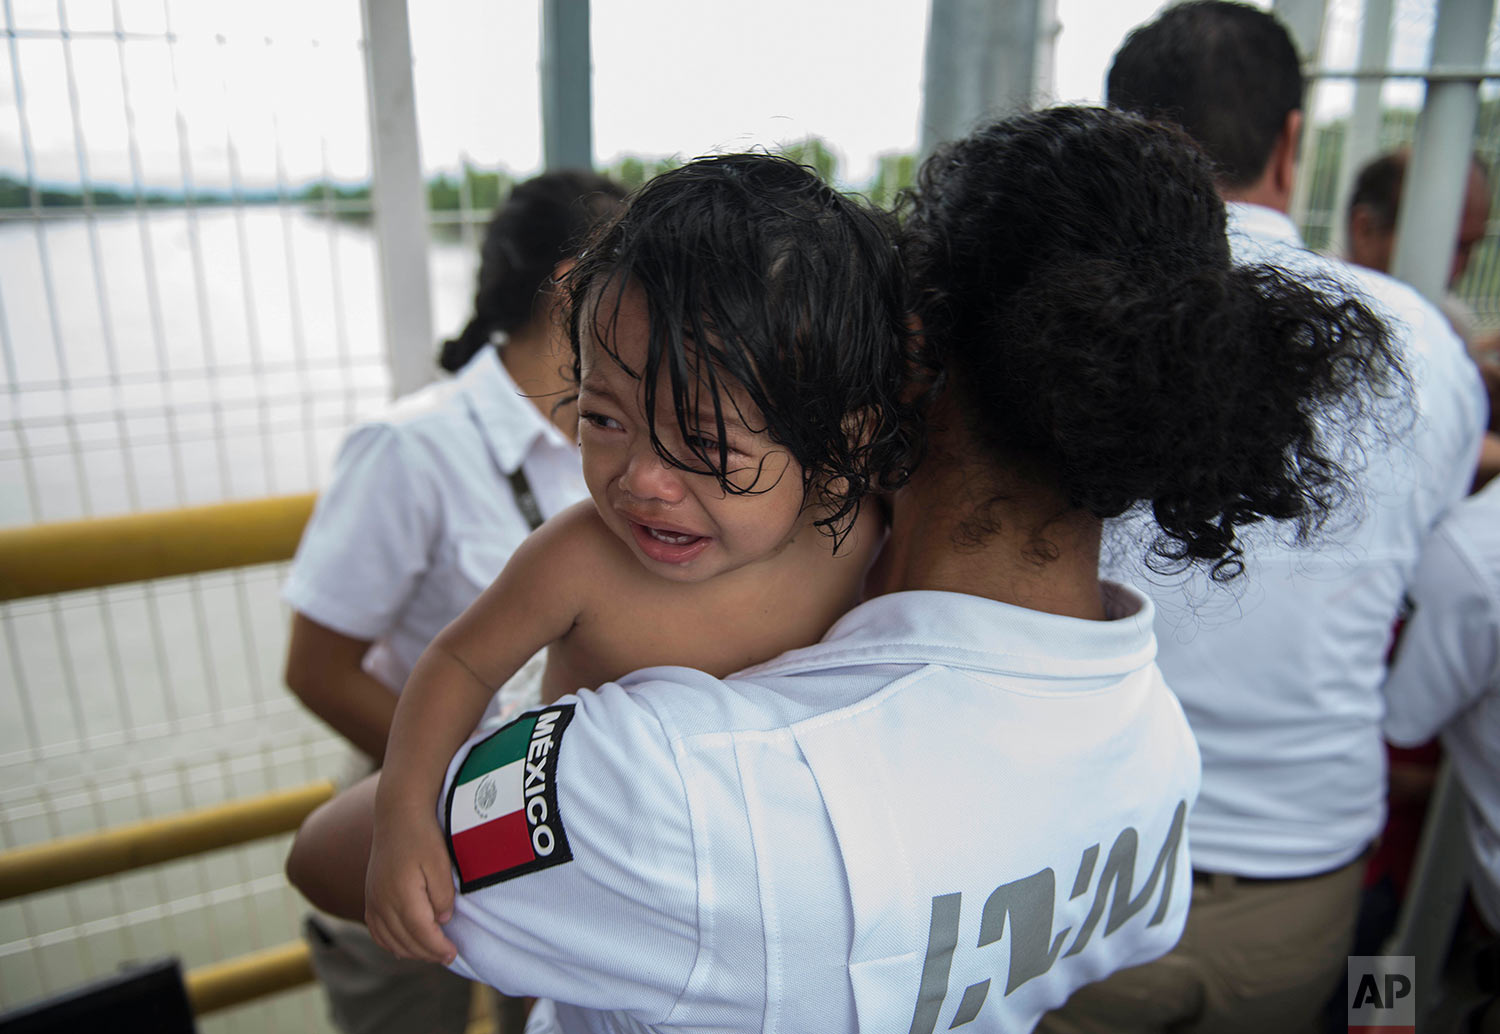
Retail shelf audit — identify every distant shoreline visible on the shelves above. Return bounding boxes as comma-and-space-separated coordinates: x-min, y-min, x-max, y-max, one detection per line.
0, 174, 374, 215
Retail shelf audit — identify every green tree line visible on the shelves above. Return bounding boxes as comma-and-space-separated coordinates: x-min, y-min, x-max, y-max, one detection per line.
1, 135, 918, 219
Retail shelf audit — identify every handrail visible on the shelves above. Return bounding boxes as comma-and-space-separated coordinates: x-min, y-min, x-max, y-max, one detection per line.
0, 493, 448, 1020
0, 492, 316, 601
0, 780, 336, 900
185, 940, 315, 1017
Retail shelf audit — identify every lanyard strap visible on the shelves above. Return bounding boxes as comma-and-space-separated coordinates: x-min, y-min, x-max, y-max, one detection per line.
507, 465, 545, 532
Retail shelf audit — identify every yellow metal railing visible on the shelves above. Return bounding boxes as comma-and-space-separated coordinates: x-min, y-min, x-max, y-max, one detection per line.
185, 940, 317, 1017
0, 492, 317, 601
1, 495, 522, 1029
0, 782, 336, 901
0, 779, 336, 1018
1, 493, 330, 1021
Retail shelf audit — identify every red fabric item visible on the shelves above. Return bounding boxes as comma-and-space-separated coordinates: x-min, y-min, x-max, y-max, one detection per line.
1365, 740, 1443, 894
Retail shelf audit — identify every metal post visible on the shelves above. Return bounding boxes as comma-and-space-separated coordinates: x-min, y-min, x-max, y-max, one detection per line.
920, 0, 1042, 158
360, 0, 435, 398
1391, 0, 1495, 303
1035, 0, 1062, 104
541, 0, 593, 171
1331, 0, 1395, 255
1384, 762, 1470, 1027
1274, 0, 1329, 236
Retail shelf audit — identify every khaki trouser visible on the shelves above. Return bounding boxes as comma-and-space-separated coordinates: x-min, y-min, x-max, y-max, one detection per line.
304, 913, 474, 1034
1036, 853, 1367, 1034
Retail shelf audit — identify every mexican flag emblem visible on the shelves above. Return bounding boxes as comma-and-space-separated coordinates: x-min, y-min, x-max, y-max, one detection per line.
445, 704, 574, 892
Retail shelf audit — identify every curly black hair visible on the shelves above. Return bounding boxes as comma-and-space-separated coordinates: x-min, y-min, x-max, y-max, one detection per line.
564, 153, 924, 545
905, 107, 1403, 579
438, 170, 625, 373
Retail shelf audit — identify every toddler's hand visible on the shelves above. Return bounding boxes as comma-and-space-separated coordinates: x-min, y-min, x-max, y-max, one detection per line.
365, 808, 458, 965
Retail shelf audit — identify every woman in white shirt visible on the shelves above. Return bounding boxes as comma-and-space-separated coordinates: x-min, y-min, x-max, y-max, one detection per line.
284, 170, 623, 761
288, 109, 1401, 1034
282, 170, 622, 1034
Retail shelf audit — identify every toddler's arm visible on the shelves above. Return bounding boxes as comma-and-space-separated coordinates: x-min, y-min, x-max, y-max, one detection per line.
367, 505, 592, 963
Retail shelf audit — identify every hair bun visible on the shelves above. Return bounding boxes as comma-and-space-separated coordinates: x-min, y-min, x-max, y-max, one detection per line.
907, 107, 1405, 579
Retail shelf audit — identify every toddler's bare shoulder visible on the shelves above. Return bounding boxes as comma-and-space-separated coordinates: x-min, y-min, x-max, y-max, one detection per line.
522, 501, 640, 588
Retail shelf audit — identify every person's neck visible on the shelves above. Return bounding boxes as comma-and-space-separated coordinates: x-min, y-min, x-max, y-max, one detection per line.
499, 318, 577, 441
876, 421, 1107, 621
1221, 181, 1288, 214
1220, 115, 1299, 215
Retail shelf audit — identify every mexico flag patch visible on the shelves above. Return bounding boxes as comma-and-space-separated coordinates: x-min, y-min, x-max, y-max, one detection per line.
445, 705, 574, 892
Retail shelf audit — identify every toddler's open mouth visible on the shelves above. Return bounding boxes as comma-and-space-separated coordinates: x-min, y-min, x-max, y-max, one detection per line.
629, 521, 711, 565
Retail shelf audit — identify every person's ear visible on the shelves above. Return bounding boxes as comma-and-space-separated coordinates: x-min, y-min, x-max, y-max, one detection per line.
539, 258, 579, 332
1347, 204, 1374, 250
841, 407, 877, 454
897, 313, 937, 407
1272, 109, 1303, 200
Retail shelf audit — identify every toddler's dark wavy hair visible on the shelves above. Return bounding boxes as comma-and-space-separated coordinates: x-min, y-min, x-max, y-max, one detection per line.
439, 170, 625, 372
565, 153, 924, 545
905, 107, 1403, 579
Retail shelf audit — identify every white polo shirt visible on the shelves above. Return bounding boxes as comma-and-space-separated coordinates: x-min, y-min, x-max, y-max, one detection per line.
439, 586, 1201, 1034
1384, 476, 1500, 931
283, 348, 587, 692
1108, 202, 1486, 877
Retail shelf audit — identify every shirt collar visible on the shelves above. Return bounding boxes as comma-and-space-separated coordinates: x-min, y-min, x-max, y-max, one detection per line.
458, 347, 574, 474
741, 586, 1158, 681
1225, 201, 1304, 249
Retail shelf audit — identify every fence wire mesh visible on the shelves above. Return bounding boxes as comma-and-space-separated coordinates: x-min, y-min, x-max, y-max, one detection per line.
0, 1, 478, 1029
1298, 0, 1500, 338
4, 0, 1499, 1029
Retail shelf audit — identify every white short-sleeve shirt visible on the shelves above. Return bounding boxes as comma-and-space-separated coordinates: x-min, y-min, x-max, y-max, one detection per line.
1108, 202, 1487, 877
1383, 476, 1500, 931
283, 349, 588, 692
439, 587, 1201, 1034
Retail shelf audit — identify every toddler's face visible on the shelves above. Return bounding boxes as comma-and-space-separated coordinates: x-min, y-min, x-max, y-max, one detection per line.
575, 285, 814, 585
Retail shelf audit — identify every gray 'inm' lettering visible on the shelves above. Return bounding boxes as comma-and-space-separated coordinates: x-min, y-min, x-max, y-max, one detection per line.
905, 800, 1187, 1033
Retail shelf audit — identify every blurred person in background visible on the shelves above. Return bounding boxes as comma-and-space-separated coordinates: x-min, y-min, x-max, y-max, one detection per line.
1342, 148, 1500, 983
1346, 148, 1500, 487
281, 170, 624, 1034
1037, 4, 1488, 1032
1382, 474, 1500, 1034
1347, 149, 1492, 343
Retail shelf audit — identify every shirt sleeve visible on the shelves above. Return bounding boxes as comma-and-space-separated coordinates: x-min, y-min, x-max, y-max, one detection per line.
1383, 515, 1500, 746
1411, 306, 1488, 521
282, 423, 440, 640
440, 685, 700, 1022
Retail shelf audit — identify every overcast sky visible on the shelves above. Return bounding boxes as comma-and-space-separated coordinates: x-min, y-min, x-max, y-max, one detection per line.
7, 0, 1443, 195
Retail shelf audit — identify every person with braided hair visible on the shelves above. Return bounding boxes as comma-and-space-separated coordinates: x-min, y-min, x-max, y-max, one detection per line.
282, 170, 622, 1034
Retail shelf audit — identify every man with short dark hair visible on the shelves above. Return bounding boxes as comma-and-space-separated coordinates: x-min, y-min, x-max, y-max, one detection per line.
1106, 0, 1305, 202
1037, 4, 1488, 1032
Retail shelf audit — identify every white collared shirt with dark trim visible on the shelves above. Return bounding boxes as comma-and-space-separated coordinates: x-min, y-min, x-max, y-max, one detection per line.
284, 347, 586, 692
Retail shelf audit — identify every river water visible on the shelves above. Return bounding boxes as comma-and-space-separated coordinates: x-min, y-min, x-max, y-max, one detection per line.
0, 205, 479, 1030
0, 204, 478, 527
